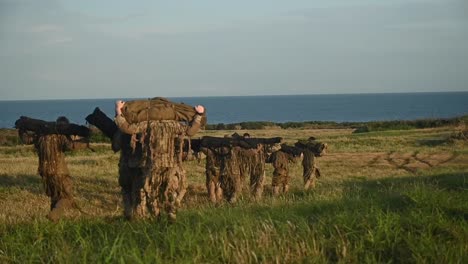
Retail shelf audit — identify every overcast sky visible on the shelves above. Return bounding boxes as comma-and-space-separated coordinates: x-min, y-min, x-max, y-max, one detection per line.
1, 0, 467, 100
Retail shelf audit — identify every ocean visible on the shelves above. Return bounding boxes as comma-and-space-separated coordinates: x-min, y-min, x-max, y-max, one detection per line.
0, 92, 467, 129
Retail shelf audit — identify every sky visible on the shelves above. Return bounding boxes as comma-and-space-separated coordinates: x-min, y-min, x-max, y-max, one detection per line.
0, 0, 467, 100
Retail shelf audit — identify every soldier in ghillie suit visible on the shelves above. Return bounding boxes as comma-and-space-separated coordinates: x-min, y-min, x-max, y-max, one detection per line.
17, 116, 90, 221
201, 146, 222, 203
237, 144, 266, 200
217, 146, 243, 203
114, 99, 205, 221
295, 137, 328, 190
200, 145, 242, 204
200, 135, 281, 203
229, 132, 265, 200
267, 144, 302, 196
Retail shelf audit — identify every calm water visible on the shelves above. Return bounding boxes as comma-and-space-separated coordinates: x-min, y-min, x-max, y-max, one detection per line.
0, 92, 467, 128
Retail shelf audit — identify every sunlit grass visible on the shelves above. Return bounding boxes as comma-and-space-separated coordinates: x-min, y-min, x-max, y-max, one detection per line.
0, 126, 467, 263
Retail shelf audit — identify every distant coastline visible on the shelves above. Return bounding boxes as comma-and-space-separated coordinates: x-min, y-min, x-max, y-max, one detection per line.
0, 92, 467, 128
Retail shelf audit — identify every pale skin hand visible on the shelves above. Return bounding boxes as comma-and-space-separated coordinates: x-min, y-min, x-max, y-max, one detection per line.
194, 105, 205, 114
115, 100, 125, 116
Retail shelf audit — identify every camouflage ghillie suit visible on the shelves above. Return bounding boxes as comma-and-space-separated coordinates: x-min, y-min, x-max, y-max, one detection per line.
201, 147, 222, 203
268, 150, 295, 195
296, 139, 327, 190
115, 115, 202, 221
218, 146, 242, 203
302, 150, 320, 190
34, 134, 75, 221
238, 145, 266, 199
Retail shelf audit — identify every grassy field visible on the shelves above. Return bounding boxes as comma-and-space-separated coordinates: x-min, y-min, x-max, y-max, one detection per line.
0, 126, 467, 263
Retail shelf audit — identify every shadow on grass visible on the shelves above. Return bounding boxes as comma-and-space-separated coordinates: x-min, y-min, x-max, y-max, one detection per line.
416, 138, 449, 147
0, 173, 43, 194
52, 171, 467, 226
288, 172, 467, 221
2, 172, 466, 263
75, 176, 120, 209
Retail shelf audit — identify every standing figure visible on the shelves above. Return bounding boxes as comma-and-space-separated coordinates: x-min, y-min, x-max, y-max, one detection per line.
17, 116, 88, 222
201, 144, 242, 204
231, 133, 266, 200
238, 145, 266, 200
218, 146, 242, 203
268, 144, 301, 196
200, 135, 280, 203
114, 99, 204, 221
201, 147, 222, 203
112, 131, 144, 220
35, 134, 74, 221
86, 106, 143, 220
295, 137, 328, 190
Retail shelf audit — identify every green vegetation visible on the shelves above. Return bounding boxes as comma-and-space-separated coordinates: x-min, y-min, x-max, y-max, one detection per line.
2, 115, 466, 146
0, 125, 467, 263
204, 115, 468, 132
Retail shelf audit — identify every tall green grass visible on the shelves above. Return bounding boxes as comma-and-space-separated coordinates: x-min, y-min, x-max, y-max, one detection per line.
1, 170, 467, 263
1, 126, 467, 263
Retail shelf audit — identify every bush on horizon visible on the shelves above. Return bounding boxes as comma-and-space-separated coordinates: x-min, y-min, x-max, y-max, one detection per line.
204, 115, 467, 132
1, 115, 466, 145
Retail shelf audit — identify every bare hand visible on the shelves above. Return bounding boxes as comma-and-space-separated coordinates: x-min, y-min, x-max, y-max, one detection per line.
115, 100, 125, 116
194, 105, 205, 114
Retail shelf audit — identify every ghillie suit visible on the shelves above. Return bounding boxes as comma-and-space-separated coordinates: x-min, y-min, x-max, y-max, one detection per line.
115, 109, 203, 221
18, 130, 36, 145
180, 138, 202, 161
200, 135, 281, 202
16, 116, 90, 222
295, 138, 328, 190
237, 145, 266, 200
201, 147, 223, 203
218, 146, 242, 203
35, 135, 75, 221
267, 144, 301, 196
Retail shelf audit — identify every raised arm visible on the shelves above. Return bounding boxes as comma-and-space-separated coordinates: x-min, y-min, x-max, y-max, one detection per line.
114, 100, 146, 134
185, 105, 205, 137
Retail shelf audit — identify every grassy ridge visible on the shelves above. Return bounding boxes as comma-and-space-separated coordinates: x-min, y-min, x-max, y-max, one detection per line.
0, 126, 467, 263
205, 115, 468, 131
1, 115, 466, 146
